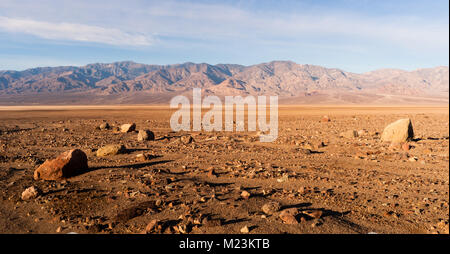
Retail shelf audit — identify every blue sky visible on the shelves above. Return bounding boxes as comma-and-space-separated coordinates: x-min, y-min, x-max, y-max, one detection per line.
0, 0, 448, 73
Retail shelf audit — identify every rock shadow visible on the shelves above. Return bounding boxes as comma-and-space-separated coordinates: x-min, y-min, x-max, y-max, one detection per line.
83, 160, 173, 174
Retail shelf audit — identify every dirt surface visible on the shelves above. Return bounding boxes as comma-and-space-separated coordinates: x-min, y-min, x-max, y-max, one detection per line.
0, 105, 448, 234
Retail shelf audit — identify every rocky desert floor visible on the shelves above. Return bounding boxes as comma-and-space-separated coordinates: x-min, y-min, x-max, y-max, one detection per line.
0, 105, 448, 234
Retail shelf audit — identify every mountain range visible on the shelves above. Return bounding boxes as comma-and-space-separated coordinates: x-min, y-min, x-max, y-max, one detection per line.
0, 61, 448, 105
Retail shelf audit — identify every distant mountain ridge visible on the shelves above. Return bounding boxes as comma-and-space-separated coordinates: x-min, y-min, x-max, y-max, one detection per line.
0, 61, 448, 105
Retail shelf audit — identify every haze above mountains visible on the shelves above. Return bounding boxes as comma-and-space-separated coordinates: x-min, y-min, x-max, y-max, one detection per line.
0, 61, 448, 105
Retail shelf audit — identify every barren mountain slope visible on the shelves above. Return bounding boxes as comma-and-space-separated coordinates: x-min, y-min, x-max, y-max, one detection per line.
0, 61, 447, 105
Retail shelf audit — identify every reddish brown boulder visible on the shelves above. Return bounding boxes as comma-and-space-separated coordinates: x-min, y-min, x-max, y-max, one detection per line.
34, 149, 88, 180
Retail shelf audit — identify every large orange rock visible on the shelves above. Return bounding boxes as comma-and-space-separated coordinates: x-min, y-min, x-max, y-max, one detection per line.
34, 149, 88, 180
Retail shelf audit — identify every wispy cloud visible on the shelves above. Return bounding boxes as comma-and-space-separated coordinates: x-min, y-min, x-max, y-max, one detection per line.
0, 1, 447, 50
0, 0, 447, 72
0, 16, 154, 46
138, 1, 449, 50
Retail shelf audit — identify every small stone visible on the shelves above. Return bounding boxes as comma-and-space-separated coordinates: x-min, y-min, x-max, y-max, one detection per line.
136, 153, 147, 162
279, 209, 298, 225
207, 167, 217, 178
180, 135, 194, 144
21, 186, 40, 200
314, 141, 326, 149
240, 226, 249, 233
409, 157, 418, 162
137, 130, 155, 141
120, 123, 136, 133
96, 144, 126, 157
302, 143, 313, 150
99, 122, 110, 130
321, 116, 331, 122
56, 226, 62, 233
240, 190, 251, 199
277, 174, 289, 183
262, 201, 282, 215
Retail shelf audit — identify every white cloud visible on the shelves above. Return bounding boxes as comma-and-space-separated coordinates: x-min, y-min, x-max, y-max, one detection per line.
0, 0, 447, 70
150, 2, 448, 50
0, 16, 153, 46
0, 1, 447, 51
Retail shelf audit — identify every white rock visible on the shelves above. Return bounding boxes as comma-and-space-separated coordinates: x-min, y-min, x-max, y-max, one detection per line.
381, 118, 414, 143
240, 226, 249, 233
21, 186, 40, 200
120, 123, 136, 133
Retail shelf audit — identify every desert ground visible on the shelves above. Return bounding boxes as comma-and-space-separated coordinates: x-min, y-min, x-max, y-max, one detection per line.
0, 105, 448, 234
